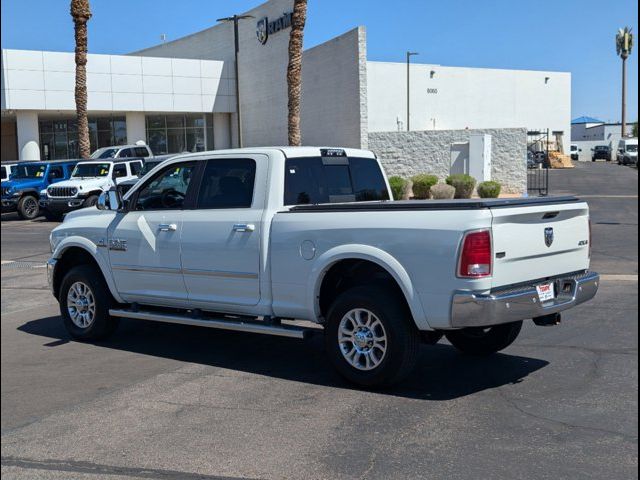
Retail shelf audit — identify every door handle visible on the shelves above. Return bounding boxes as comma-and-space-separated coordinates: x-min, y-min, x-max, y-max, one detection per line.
158, 223, 177, 232
233, 224, 256, 233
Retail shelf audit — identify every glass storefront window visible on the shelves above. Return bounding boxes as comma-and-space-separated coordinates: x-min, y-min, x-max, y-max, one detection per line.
146, 116, 166, 130
145, 114, 208, 155
39, 116, 127, 160
148, 130, 168, 155
168, 129, 186, 153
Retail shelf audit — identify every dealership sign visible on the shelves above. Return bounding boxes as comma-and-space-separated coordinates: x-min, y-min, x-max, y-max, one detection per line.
257, 12, 293, 45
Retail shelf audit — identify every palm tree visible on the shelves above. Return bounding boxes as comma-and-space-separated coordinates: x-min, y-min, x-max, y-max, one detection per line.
70, 0, 92, 158
287, 0, 308, 146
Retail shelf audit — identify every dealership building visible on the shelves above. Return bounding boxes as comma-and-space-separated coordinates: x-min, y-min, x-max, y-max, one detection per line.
1, 0, 571, 165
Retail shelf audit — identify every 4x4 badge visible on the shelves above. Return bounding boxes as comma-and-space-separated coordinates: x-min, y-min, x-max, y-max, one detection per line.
109, 239, 127, 252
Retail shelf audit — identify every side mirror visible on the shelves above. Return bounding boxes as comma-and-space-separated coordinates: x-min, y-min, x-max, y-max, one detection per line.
97, 188, 123, 211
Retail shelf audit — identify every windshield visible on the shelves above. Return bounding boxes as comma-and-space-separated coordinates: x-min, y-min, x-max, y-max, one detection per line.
626, 145, 638, 153
11, 164, 47, 179
72, 163, 111, 178
91, 147, 119, 159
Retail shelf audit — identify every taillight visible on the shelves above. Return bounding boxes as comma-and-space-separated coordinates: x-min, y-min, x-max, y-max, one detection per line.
458, 230, 492, 278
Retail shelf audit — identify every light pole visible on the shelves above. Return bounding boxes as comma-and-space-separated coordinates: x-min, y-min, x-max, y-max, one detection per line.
616, 27, 634, 138
406, 51, 419, 131
217, 14, 254, 148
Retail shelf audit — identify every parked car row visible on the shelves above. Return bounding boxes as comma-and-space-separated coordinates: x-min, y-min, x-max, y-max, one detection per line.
1, 144, 174, 221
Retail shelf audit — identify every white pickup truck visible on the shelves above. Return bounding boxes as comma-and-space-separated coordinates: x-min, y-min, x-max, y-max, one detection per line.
48, 147, 599, 387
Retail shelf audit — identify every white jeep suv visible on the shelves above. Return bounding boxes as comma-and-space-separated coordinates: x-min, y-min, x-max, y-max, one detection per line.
40, 159, 142, 220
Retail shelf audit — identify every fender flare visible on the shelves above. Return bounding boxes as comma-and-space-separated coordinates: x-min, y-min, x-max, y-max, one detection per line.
306, 244, 431, 330
17, 188, 40, 198
52, 236, 124, 304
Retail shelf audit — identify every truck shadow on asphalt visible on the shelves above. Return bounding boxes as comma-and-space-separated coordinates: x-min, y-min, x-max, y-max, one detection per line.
19, 316, 549, 401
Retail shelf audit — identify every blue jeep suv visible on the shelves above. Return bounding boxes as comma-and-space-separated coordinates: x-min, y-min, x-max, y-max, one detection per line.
1, 160, 78, 220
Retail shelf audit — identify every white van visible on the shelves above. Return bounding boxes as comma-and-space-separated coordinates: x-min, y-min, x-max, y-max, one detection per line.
617, 138, 638, 166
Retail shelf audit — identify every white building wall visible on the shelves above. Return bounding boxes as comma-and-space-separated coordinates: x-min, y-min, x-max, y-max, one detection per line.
301, 27, 367, 149
367, 62, 572, 153
1, 49, 232, 114
135, 0, 295, 147
134, 0, 367, 149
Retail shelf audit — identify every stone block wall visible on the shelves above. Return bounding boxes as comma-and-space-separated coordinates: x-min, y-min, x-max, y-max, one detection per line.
369, 128, 527, 194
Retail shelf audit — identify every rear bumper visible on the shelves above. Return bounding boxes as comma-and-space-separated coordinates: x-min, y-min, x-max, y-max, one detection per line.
451, 271, 600, 328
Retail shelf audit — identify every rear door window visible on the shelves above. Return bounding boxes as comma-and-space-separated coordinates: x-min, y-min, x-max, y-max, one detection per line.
113, 163, 127, 178
196, 159, 256, 209
130, 161, 143, 175
135, 147, 150, 158
284, 157, 389, 206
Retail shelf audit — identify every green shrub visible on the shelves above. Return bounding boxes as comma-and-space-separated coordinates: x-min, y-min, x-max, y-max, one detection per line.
445, 174, 477, 199
477, 181, 502, 199
411, 174, 439, 199
430, 183, 456, 200
389, 176, 408, 200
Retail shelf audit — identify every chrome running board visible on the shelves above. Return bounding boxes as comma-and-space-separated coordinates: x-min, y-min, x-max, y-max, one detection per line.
109, 309, 311, 339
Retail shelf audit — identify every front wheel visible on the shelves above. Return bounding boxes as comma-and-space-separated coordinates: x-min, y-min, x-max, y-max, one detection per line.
83, 195, 100, 208
59, 264, 119, 340
17, 195, 40, 220
324, 285, 420, 388
445, 321, 523, 356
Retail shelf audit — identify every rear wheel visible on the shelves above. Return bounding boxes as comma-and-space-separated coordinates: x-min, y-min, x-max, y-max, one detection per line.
445, 321, 523, 356
17, 195, 39, 220
325, 285, 420, 388
59, 264, 119, 340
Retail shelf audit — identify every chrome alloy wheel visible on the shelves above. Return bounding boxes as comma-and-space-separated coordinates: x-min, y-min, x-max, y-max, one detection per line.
338, 308, 388, 371
67, 281, 96, 328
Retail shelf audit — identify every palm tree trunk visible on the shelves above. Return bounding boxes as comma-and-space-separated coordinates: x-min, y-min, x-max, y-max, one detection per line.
71, 0, 92, 159
287, 0, 308, 146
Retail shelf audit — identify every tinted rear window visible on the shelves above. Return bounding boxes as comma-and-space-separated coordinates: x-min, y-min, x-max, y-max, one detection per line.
284, 157, 389, 206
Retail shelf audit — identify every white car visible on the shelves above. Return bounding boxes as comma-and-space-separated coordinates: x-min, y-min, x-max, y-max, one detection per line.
47, 147, 599, 387
40, 159, 142, 221
90, 144, 153, 160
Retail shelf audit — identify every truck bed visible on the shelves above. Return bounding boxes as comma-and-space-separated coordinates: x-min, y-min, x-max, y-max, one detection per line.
285, 196, 581, 212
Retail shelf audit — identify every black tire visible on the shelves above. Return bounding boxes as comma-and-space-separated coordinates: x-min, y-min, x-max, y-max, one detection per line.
83, 195, 100, 208
17, 195, 40, 220
59, 264, 119, 341
43, 210, 64, 222
445, 321, 523, 356
324, 285, 420, 388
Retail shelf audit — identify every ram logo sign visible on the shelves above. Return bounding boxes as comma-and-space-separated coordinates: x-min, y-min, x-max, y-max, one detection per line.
256, 12, 293, 45
544, 227, 555, 248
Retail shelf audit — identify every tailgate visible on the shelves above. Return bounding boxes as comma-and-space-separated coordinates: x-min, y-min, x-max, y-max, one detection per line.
491, 201, 590, 288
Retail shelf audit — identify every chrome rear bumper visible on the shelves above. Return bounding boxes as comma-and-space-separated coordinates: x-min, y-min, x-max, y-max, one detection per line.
451, 271, 600, 328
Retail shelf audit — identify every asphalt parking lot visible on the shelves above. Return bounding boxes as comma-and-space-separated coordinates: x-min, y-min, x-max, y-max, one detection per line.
1, 161, 637, 480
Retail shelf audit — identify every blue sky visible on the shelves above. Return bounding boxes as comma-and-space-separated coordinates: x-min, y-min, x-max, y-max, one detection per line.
1, 0, 637, 122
